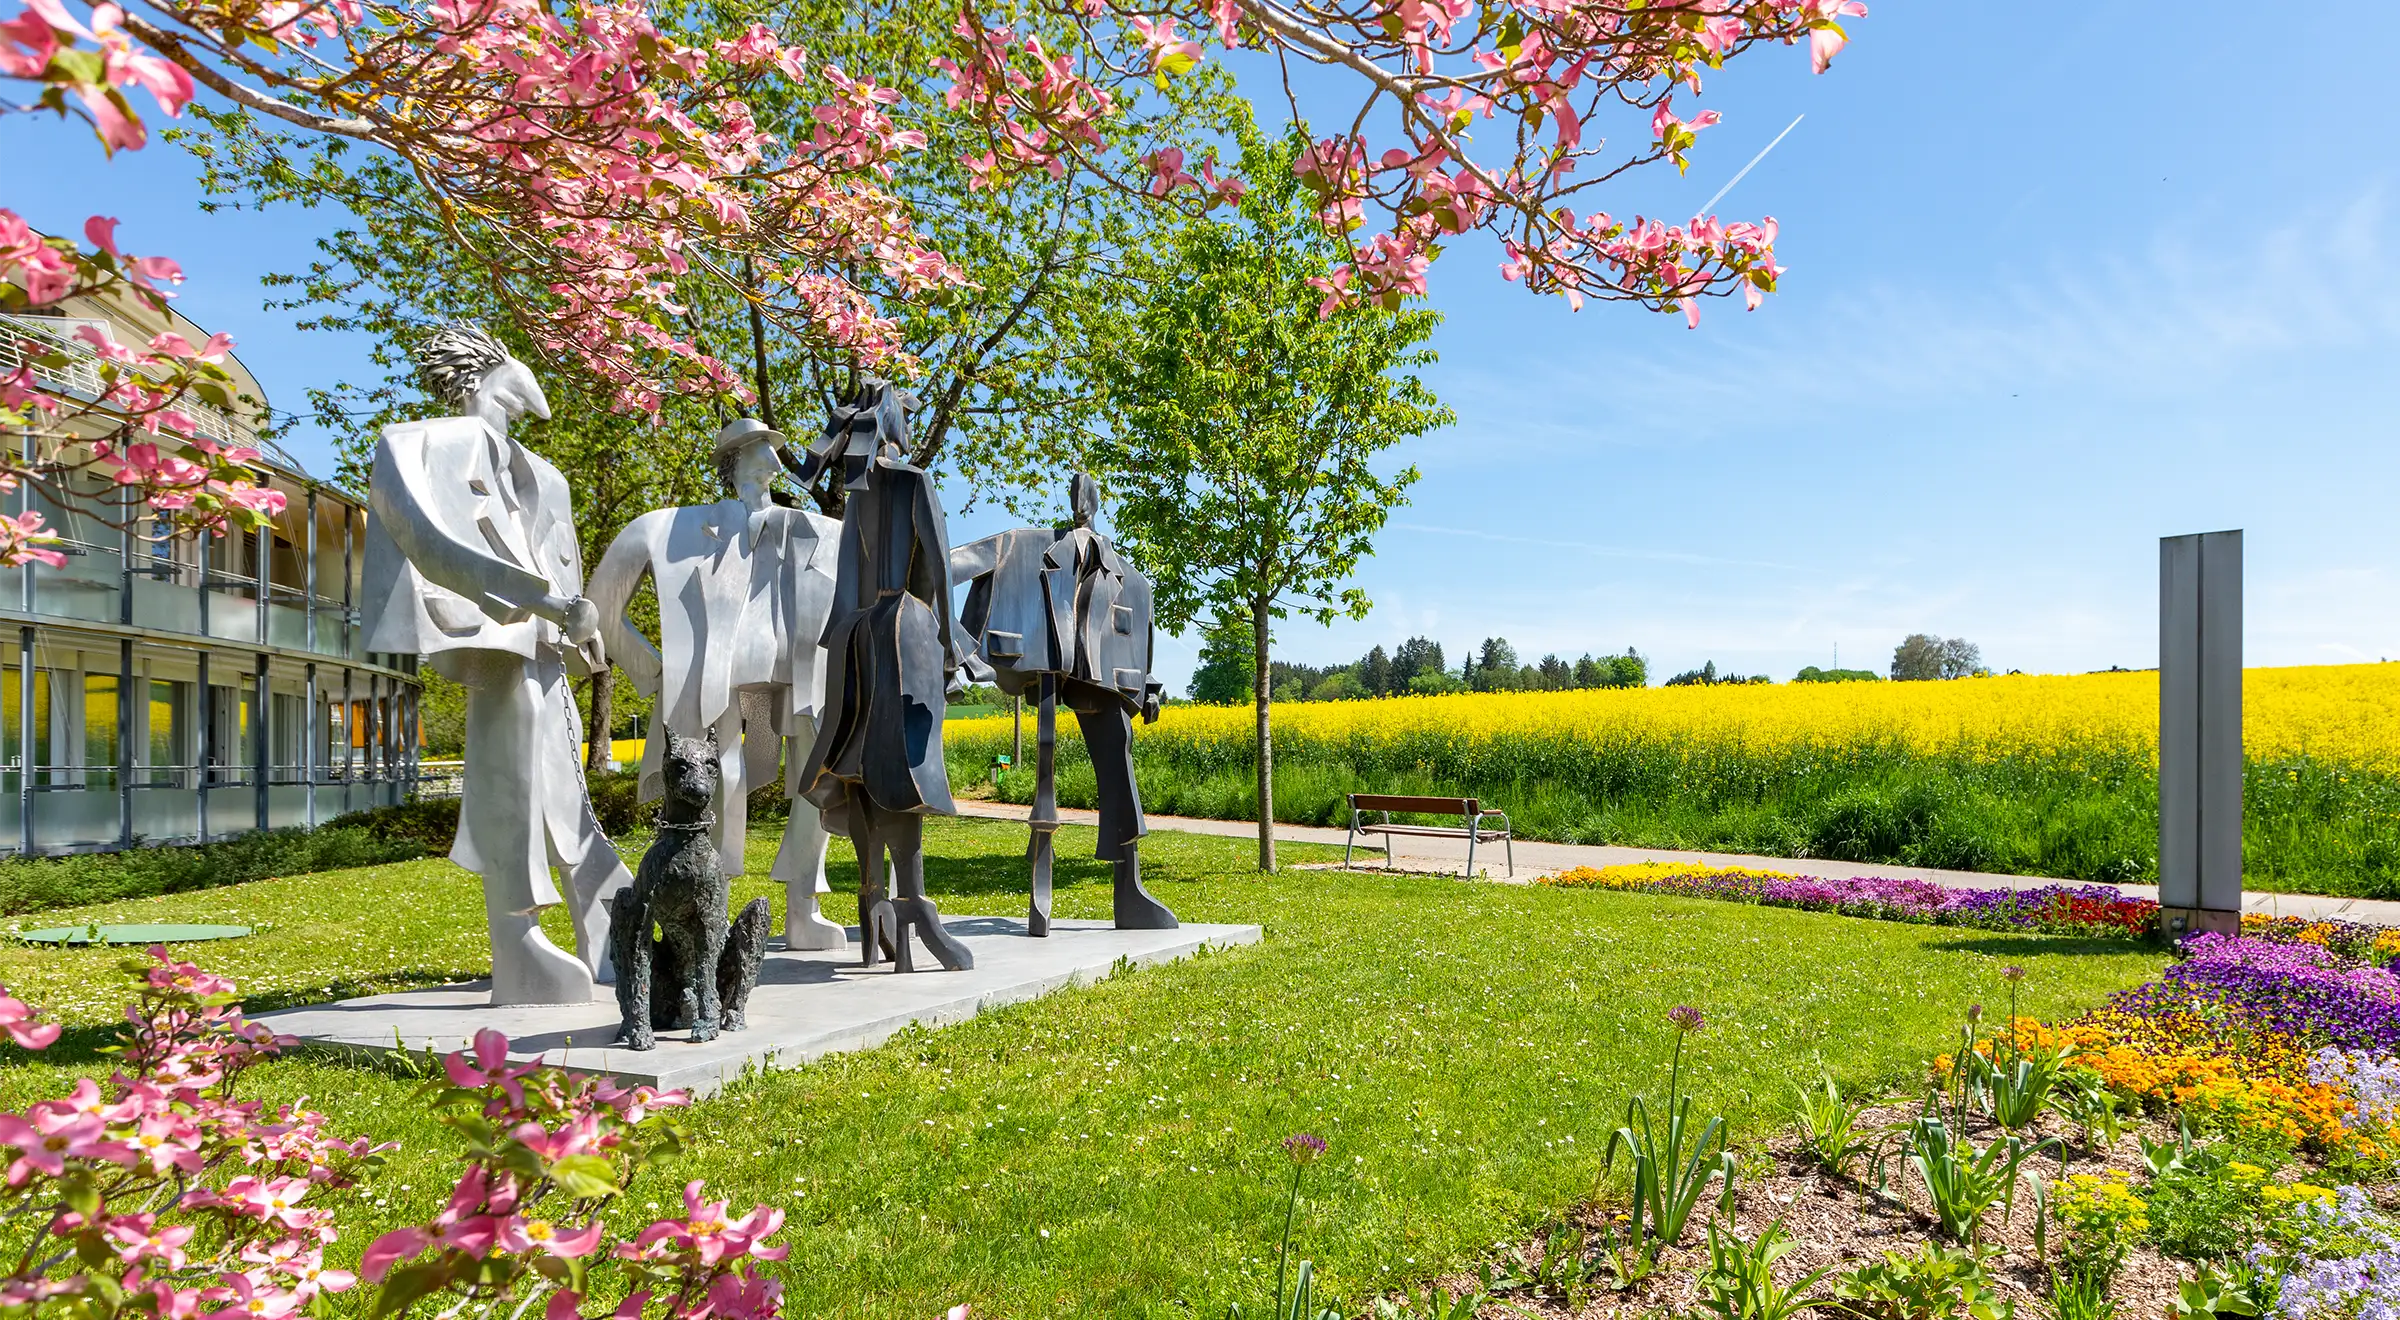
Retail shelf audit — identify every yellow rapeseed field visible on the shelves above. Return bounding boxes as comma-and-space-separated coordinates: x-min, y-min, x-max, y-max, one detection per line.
949, 662, 2400, 768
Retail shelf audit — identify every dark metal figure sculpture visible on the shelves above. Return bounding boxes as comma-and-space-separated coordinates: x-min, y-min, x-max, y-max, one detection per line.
609, 734, 771, 1050
952, 472, 1177, 935
792, 380, 989, 972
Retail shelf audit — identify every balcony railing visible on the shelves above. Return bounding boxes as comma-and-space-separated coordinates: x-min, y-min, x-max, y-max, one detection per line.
0, 311, 261, 451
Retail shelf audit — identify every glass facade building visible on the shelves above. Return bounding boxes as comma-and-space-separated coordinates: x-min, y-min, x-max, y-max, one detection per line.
0, 300, 421, 856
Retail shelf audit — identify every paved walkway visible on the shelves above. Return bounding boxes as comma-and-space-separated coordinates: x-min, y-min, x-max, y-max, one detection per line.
952, 800, 2400, 926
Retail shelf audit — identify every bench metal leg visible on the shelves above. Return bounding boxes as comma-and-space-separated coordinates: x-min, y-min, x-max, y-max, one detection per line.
1465, 827, 1476, 880
1343, 818, 1355, 868
1506, 834, 1514, 877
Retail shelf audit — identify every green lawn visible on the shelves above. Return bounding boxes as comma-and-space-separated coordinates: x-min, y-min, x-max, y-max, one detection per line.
0, 819, 2165, 1318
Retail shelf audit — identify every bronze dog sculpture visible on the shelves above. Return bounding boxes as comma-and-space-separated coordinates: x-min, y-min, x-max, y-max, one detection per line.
610, 734, 770, 1049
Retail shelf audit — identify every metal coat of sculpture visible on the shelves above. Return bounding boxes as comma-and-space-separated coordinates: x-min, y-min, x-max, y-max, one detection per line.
587, 418, 846, 953
360, 323, 632, 1006
792, 380, 990, 971
609, 733, 771, 1050
952, 472, 1177, 934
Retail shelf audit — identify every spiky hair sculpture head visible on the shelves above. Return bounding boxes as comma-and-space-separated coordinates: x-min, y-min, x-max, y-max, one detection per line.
412, 322, 513, 409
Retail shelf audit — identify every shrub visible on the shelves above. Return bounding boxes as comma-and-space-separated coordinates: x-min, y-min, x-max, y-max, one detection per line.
0, 824, 430, 917
330, 798, 463, 853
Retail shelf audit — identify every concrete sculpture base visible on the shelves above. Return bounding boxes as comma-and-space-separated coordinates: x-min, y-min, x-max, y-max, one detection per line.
256, 917, 1260, 1097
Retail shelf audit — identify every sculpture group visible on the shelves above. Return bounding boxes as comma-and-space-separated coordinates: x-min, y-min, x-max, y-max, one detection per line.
364, 323, 1176, 1048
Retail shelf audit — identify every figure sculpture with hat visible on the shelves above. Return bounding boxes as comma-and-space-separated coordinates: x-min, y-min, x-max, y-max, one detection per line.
586, 416, 848, 952
361, 322, 633, 1006
791, 379, 991, 971
952, 472, 1177, 934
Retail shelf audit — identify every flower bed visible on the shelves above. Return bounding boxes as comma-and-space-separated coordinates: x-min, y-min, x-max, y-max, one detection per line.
1974, 933, 2400, 1162
2006, 1004, 2370, 1155
1540, 862, 2163, 937
1544, 864, 2400, 966
2139, 933, 2400, 1055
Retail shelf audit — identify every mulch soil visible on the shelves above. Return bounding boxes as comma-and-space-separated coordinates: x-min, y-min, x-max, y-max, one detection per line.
1412, 1101, 2209, 1318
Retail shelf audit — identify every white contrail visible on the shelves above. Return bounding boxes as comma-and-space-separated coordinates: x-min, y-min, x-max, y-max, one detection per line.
1698, 113, 1805, 217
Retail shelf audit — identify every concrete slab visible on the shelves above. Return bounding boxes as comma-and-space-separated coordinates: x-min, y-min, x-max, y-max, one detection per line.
257, 917, 1259, 1097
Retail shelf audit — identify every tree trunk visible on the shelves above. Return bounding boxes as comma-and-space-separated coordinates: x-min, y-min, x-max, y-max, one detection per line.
1252, 599, 1275, 873
586, 663, 615, 777
743, 255, 777, 432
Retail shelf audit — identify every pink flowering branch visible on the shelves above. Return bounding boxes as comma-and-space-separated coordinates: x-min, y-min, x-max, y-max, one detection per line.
359, 1027, 809, 1320
0, 949, 386, 1319
0, 954, 875, 1320
2, 0, 966, 414
940, 0, 1867, 321
0, 210, 290, 566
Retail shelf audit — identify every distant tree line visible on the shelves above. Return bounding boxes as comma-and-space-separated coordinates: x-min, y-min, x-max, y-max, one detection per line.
1793, 666, 1881, 684
1178, 629, 1999, 703
1189, 634, 1649, 703
1663, 661, 1771, 687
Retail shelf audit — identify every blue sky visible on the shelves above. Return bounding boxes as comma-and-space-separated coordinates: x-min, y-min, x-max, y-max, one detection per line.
10, 1, 2400, 692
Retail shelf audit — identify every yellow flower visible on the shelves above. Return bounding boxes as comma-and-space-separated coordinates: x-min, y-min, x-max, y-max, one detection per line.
950, 662, 2400, 770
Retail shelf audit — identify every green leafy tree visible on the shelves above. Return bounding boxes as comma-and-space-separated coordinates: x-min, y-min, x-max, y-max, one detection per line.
1409, 669, 1468, 696
1391, 637, 1446, 691
1359, 645, 1392, 697
180, 0, 1250, 521
1600, 649, 1650, 688
1093, 128, 1450, 870
1187, 625, 1256, 705
1468, 638, 1521, 692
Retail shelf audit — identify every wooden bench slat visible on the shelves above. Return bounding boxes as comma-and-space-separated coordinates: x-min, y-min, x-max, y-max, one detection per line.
1356, 824, 1511, 840
1348, 793, 1480, 814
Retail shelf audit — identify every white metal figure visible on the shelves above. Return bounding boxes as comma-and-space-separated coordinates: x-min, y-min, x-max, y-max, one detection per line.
586, 418, 846, 952
360, 323, 632, 1006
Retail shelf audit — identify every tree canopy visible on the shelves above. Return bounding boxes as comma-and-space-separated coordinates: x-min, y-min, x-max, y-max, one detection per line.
1093, 127, 1450, 867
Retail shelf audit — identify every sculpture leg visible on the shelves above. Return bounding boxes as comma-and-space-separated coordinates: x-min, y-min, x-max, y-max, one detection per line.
536, 649, 630, 985
1073, 689, 1176, 930
880, 805, 973, 971
557, 833, 632, 987
1113, 849, 1176, 930
712, 709, 749, 878
690, 897, 727, 1044
456, 651, 596, 1007
609, 886, 654, 1051
851, 799, 897, 970
718, 898, 770, 1032
1026, 675, 1059, 937
773, 725, 845, 951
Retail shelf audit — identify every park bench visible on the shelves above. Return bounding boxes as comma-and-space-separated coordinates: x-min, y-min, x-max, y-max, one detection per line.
1342, 794, 1513, 877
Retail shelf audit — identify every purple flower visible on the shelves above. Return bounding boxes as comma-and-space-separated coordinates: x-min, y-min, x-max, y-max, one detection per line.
1966, 1003, 1984, 1023
1558, 867, 2160, 940
1667, 1005, 1706, 1034
2269, 1188, 2400, 1316
1282, 1133, 1325, 1166
2000, 965, 2027, 984
2119, 934, 2400, 1056
2310, 1049, 2400, 1131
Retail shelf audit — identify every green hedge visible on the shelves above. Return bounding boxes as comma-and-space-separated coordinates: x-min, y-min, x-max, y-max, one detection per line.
0, 824, 431, 918
0, 768, 815, 921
